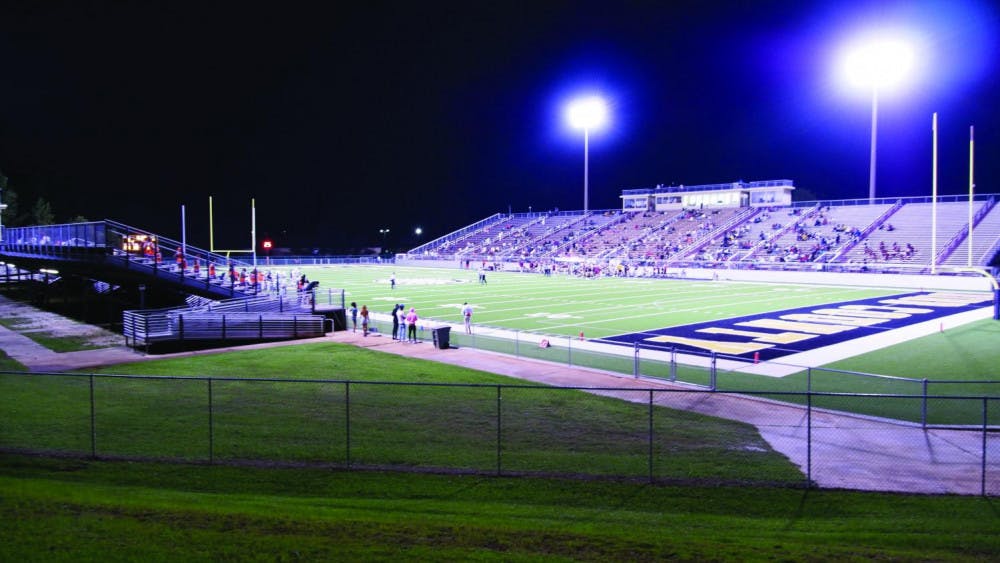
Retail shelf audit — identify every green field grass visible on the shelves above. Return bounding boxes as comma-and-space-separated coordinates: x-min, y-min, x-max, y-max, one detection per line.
300, 264, 901, 339
2, 454, 997, 561
300, 264, 999, 381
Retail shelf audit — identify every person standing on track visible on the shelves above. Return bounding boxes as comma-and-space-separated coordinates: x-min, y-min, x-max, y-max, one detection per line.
405, 307, 419, 343
391, 304, 400, 340
349, 302, 358, 332
360, 304, 370, 337
396, 304, 407, 340
461, 302, 473, 334
390, 272, 396, 290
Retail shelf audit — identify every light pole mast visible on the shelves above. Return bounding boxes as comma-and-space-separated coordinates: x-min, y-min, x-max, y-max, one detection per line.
566, 95, 608, 215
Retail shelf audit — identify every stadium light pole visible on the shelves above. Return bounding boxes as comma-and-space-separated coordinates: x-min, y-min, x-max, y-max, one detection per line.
565, 96, 608, 214
839, 38, 915, 203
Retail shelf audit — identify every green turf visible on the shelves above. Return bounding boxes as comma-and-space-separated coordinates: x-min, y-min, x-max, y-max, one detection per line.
1, 454, 997, 561
306, 265, 999, 398
303, 264, 900, 339
0, 343, 804, 484
0, 350, 26, 372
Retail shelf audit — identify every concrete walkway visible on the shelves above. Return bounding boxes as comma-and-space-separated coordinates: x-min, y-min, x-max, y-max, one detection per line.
1, 325, 995, 495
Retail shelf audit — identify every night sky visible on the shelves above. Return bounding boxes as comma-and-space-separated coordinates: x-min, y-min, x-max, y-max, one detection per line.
1, 1, 997, 252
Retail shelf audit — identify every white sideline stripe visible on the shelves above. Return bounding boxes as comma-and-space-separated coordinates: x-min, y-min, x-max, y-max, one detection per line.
741, 306, 996, 377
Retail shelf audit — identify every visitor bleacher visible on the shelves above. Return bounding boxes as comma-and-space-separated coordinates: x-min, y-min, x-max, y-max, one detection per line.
837, 201, 984, 265
940, 197, 1000, 266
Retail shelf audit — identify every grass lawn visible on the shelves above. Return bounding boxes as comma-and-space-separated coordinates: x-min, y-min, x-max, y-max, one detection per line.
0, 342, 804, 483
0, 315, 112, 353
1, 454, 997, 561
0, 349, 26, 371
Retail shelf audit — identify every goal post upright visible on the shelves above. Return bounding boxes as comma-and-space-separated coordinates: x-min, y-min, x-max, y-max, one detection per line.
208, 195, 255, 257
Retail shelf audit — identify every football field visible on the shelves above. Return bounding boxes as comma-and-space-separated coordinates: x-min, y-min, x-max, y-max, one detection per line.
292, 264, 999, 383
298, 264, 900, 340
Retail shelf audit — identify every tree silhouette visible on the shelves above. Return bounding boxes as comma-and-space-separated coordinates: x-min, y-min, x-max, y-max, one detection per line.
32, 197, 55, 225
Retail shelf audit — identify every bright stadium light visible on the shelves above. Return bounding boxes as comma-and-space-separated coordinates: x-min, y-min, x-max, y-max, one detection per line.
565, 95, 608, 214
837, 35, 917, 203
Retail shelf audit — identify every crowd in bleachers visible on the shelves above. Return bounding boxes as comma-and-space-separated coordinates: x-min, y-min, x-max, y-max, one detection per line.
411, 198, 999, 274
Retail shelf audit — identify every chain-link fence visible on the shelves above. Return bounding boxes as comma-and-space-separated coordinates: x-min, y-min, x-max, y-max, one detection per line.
1, 371, 995, 495
367, 316, 998, 428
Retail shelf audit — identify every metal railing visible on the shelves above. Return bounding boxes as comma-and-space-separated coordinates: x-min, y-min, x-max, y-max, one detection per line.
122, 289, 344, 350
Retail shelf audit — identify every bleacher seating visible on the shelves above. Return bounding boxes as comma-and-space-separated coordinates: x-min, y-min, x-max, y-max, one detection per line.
744, 204, 893, 263
836, 202, 984, 265
940, 199, 1000, 266
400, 197, 1000, 270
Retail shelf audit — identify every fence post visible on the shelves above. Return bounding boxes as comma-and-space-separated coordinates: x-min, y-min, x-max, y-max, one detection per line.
345, 381, 351, 468
670, 347, 677, 382
208, 378, 214, 464
634, 342, 640, 378
178, 314, 185, 351
648, 389, 654, 483
89, 374, 97, 458
496, 385, 502, 476
921, 378, 929, 429
515, 330, 519, 357
710, 352, 717, 391
567, 334, 572, 366
259, 314, 263, 339
221, 315, 227, 341
807, 367, 812, 393
806, 391, 813, 489
982, 397, 988, 497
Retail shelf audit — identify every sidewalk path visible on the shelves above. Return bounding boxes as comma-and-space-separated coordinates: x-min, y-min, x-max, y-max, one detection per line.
1, 325, 994, 495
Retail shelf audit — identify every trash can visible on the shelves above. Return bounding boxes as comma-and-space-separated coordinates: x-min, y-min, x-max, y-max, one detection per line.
431, 326, 451, 349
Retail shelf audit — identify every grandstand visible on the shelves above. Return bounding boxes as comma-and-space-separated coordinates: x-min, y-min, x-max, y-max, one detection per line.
0, 219, 344, 349
406, 179, 1000, 272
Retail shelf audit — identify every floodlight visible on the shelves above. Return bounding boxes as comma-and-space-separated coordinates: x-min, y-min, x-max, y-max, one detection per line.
836, 34, 918, 202
565, 96, 608, 130
840, 38, 916, 93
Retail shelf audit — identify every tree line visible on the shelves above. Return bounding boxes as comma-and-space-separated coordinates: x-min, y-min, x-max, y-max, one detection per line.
1, 168, 88, 227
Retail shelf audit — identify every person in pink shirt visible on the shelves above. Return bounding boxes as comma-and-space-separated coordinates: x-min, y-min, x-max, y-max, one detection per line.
405, 307, 419, 343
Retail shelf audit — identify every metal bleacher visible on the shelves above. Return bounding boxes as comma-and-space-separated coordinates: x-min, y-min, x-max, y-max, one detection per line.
0, 219, 347, 351
0, 219, 257, 299
123, 291, 333, 352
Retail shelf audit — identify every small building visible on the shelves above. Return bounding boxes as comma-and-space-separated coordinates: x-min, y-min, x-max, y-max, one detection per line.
620, 179, 795, 212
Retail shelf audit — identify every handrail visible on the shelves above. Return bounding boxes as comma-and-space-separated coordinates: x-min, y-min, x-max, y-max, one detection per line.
937, 196, 995, 264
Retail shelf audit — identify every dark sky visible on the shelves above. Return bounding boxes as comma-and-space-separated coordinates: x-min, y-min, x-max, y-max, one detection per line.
1, 0, 997, 252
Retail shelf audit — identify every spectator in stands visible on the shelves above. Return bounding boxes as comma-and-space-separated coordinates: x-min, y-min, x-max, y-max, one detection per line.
360, 305, 370, 336
406, 307, 419, 343
349, 302, 358, 332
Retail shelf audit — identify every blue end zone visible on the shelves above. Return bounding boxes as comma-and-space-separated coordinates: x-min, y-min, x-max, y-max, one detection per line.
595, 291, 994, 361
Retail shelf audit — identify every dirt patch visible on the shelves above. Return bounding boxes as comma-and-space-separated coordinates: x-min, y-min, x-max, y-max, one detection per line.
0, 295, 121, 349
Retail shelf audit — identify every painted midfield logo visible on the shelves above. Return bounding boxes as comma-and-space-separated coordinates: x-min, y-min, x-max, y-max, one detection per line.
598, 292, 994, 361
